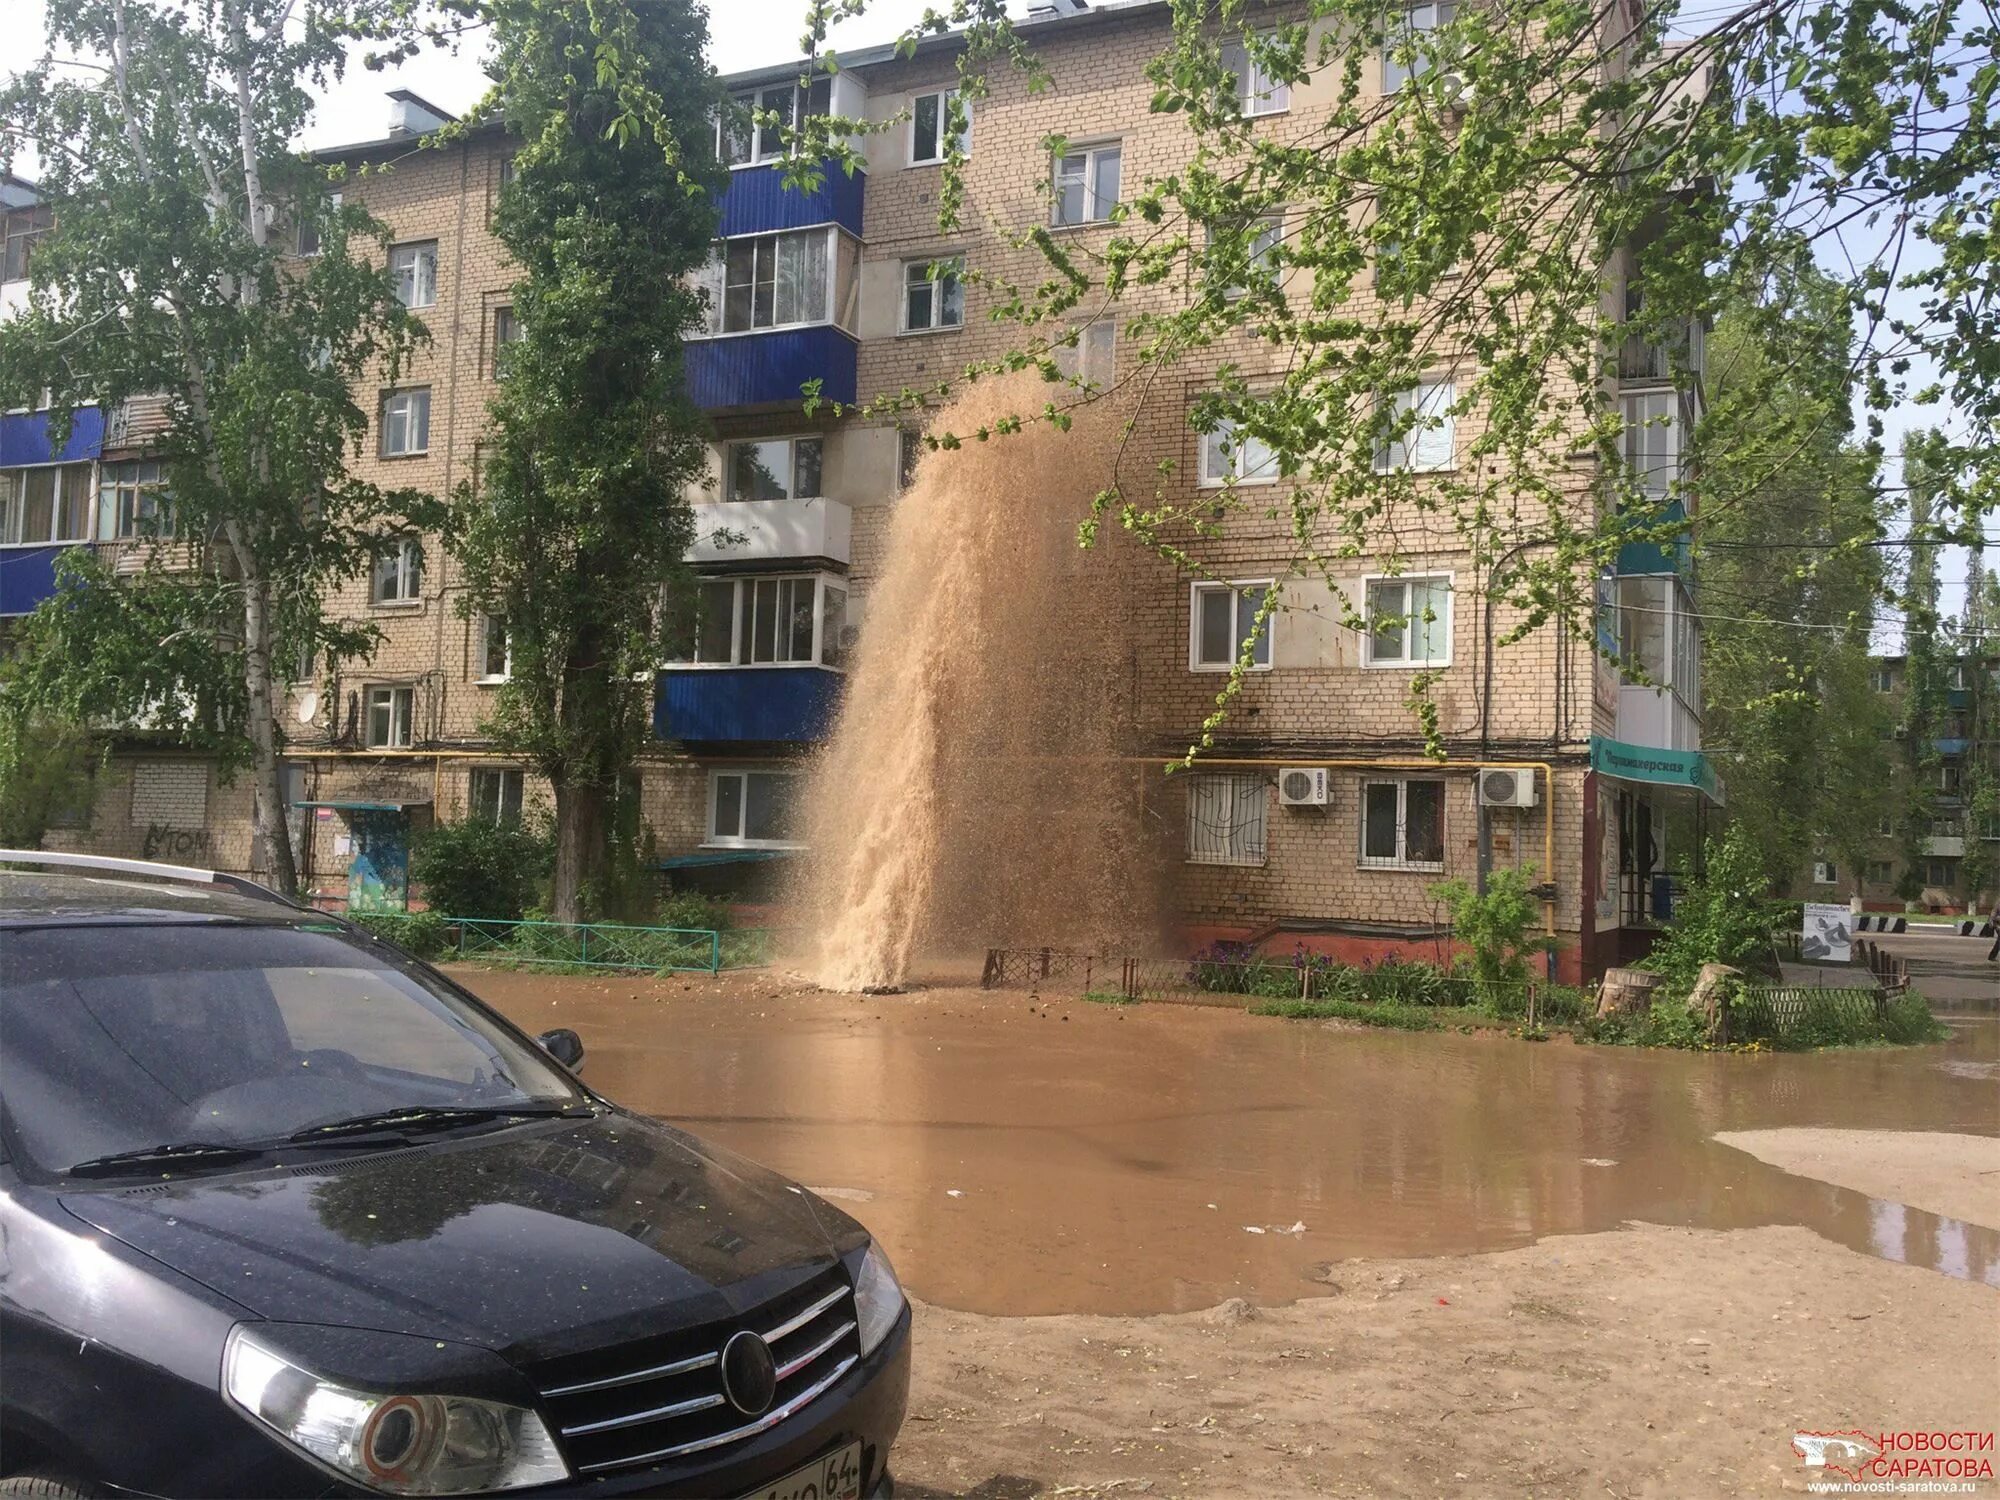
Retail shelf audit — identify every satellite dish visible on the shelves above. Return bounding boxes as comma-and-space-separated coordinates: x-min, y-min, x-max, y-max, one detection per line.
295, 689, 321, 725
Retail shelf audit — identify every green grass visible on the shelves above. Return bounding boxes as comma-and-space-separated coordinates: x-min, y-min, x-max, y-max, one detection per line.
1250, 997, 1443, 1030
1081, 989, 1137, 1006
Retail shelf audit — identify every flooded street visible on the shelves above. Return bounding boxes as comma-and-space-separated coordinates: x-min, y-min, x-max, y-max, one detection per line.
462, 967, 2000, 1315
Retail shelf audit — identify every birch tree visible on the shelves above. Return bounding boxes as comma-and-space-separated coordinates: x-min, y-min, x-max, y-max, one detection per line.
0, 0, 433, 895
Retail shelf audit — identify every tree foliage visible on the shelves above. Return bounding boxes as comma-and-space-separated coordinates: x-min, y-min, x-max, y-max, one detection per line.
0, 0, 437, 893
442, 0, 722, 921
0, 699, 100, 848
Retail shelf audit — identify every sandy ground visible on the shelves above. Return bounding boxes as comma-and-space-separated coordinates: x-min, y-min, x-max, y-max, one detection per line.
1715, 1129, 2000, 1231
894, 1224, 2000, 1499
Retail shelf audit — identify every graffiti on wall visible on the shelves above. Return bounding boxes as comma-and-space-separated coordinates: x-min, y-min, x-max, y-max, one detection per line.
143, 824, 213, 861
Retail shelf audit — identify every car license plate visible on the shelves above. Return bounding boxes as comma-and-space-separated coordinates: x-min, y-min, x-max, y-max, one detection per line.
740, 1441, 863, 1500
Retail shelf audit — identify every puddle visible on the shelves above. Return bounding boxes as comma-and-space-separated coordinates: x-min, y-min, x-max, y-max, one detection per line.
469, 970, 2000, 1316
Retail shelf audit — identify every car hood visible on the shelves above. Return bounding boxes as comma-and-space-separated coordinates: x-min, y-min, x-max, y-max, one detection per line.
61, 1111, 859, 1363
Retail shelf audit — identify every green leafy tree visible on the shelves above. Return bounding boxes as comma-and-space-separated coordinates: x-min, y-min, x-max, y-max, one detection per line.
443, 0, 722, 922
0, 0, 436, 895
1896, 439, 1950, 901
0, 701, 100, 847
1430, 866, 1552, 992
1648, 822, 1785, 986
1954, 556, 1998, 907
408, 817, 552, 920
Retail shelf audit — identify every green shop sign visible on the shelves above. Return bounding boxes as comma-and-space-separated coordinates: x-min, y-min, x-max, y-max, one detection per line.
1589, 736, 1724, 805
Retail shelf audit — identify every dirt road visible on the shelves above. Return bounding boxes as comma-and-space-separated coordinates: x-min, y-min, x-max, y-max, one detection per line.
460, 966, 2000, 1497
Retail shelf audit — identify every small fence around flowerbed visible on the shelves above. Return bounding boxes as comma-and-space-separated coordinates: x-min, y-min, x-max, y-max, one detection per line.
351, 911, 789, 976
1726, 982, 1940, 1047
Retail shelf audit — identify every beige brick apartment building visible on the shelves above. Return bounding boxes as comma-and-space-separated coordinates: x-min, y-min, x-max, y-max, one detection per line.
8, 1, 1716, 978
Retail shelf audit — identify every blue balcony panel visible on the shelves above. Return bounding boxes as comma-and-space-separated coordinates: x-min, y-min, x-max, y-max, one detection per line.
687, 325, 857, 413
1615, 498, 1692, 580
1, 406, 104, 467
0, 542, 78, 617
655, 666, 843, 745
718, 162, 865, 239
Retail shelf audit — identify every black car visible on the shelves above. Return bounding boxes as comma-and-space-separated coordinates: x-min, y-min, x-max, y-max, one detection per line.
0, 853, 910, 1499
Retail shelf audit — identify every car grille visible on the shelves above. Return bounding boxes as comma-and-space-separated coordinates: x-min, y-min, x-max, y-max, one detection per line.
529, 1266, 860, 1476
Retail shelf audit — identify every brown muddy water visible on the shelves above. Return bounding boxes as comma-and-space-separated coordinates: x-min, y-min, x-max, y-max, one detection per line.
464, 969, 2000, 1317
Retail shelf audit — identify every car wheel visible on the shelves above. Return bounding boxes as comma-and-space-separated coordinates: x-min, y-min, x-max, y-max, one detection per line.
0, 1473, 105, 1498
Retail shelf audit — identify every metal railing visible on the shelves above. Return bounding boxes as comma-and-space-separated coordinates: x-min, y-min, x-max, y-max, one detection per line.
361, 911, 724, 975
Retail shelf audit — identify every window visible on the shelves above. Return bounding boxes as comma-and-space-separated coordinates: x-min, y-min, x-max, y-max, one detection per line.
1383, 0, 1459, 91
1375, 381, 1456, 471
1221, 37, 1290, 116
492, 307, 521, 377
1213, 214, 1284, 299
364, 685, 414, 748
910, 88, 968, 164
1365, 575, 1452, 667
2, 204, 51, 283
372, 537, 423, 605
725, 437, 823, 501
898, 427, 925, 491
1872, 666, 1896, 692
1924, 858, 1957, 888
1190, 580, 1273, 671
1866, 860, 1895, 884
698, 228, 857, 336
1811, 860, 1837, 885
94, 460, 171, 541
1198, 416, 1278, 486
1056, 321, 1116, 387
709, 768, 802, 847
688, 574, 846, 667
717, 79, 831, 167
470, 767, 524, 826
1940, 761, 1962, 796
380, 388, 431, 457
1622, 390, 1680, 502
1053, 143, 1121, 226
1360, 778, 1446, 869
1186, 774, 1268, 866
1, 463, 93, 544
475, 615, 511, 682
296, 192, 339, 257
902, 256, 964, 332
389, 241, 438, 309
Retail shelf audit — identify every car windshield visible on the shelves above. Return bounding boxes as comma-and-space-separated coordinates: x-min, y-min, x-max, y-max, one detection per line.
0, 922, 584, 1177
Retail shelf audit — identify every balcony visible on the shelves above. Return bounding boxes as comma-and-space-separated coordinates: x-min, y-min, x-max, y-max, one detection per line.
1616, 683, 1702, 753
688, 497, 850, 569
1, 406, 103, 466
718, 161, 865, 239
1923, 836, 1966, 859
654, 665, 842, 745
686, 324, 858, 413
0, 542, 77, 616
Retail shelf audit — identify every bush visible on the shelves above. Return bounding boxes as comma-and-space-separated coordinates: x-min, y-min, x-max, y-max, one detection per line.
1647, 824, 1785, 988
1251, 997, 1441, 1030
1359, 956, 1453, 1006
409, 818, 553, 922
351, 909, 450, 960
1879, 991, 1950, 1044
656, 890, 733, 933
1430, 867, 1553, 992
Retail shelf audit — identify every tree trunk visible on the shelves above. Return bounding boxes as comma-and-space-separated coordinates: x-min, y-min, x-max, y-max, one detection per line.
550, 777, 606, 924
240, 572, 299, 898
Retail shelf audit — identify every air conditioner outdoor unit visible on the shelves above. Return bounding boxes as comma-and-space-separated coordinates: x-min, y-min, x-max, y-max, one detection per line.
1438, 71, 1474, 110
1278, 767, 1330, 807
1478, 769, 1539, 808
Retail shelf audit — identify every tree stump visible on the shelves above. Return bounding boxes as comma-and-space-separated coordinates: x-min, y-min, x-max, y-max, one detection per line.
1688, 962, 1741, 1044
1597, 967, 1664, 1017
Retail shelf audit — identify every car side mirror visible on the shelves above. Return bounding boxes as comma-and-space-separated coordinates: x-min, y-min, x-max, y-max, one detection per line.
536, 1027, 585, 1071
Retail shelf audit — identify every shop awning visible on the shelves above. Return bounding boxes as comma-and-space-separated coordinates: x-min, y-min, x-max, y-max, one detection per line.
656, 848, 795, 870
293, 799, 432, 812
1589, 736, 1725, 806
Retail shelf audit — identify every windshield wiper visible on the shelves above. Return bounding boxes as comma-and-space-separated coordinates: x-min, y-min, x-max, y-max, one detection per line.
67, 1142, 267, 1179
288, 1103, 589, 1143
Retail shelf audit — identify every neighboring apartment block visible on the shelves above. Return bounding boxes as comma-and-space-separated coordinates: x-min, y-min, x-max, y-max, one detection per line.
11, 1, 1717, 978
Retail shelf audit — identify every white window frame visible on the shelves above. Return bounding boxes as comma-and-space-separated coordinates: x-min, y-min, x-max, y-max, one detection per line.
1213, 213, 1285, 299
93, 460, 171, 542
1363, 573, 1454, 668
1185, 773, 1269, 867
1221, 36, 1290, 116
372, 537, 424, 606
1, 463, 95, 546
695, 227, 859, 339
1374, 380, 1457, 472
900, 255, 965, 334
1622, 388, 1680, 503
1197, 416, 1278, 487
389, 241, 438, 309
475, 614, 511, 683
908, 87, 968, 166
684, 571, 848, 670
1052, 142, 1122, 227
716, 80, 829, 169
1359, 777, 1447, 871
1811, 860, 1838, 886
706, 766, 806, 849
1055, 320, 1117, 388
469, 766, 525, 826
363, 685, 414, 748
1189, 579, 1275, 673
722, 435, 824, 502
1383, 0, 1458, 91
380, 388, 431, 458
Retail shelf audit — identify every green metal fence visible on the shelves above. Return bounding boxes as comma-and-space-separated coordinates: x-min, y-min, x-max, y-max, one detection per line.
452, 917, 722, 974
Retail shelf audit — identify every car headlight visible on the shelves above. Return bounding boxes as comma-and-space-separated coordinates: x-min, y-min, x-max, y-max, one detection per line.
224, 1327, 569, 1495
853, 1241, 906, 1356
